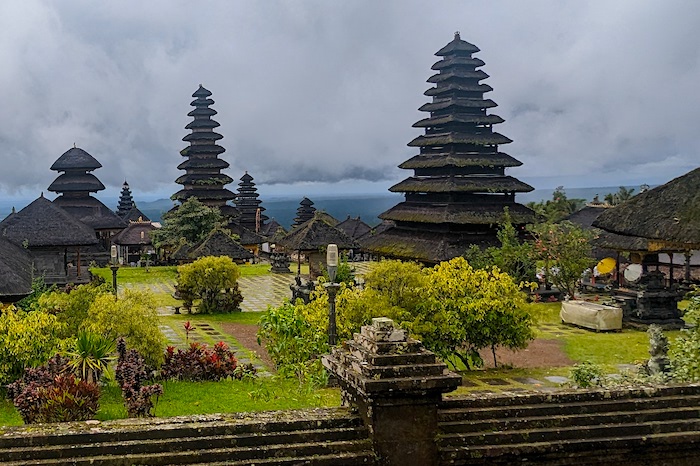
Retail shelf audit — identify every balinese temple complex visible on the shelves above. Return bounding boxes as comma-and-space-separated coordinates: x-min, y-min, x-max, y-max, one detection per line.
172, 85, 238, 219
235, 172, 268, 233
363, 33, 535, 263
48, 147, 126, 249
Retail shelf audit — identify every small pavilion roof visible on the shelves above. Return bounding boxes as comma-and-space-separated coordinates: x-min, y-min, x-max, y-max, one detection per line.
120, 206, 151, 223
336, 216, 372, 240
593, 167, 700, 248
50, 147, 102, 171
1, 196, 99, 247
189, 230, 254, 261
112, 221, 157, 246
279, 213, 358, 251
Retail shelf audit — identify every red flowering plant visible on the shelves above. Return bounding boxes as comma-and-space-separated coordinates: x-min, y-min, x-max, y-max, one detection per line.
162, 341, 256, 381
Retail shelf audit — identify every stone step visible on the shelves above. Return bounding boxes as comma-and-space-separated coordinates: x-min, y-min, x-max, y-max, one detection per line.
0, 410, 363, 449
439, 430, 700, 465
175, 451, 377, 466
438, 417, 700, 447
440, 405, 700, 434
439, 394, 700, 422
440, 384, 700, 410
0, 427, 368, 462
0, 439, 373, 466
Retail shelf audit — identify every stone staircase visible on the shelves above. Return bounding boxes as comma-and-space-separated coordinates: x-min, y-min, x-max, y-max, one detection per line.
438, 384, 700, 465
0, 409, 376, 466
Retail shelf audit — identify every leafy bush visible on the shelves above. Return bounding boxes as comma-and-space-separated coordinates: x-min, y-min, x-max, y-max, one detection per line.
670, 295, 700, 382
84, 289, 165, 367
162, 341, 253, 381
15, 277, 53, 312
177, 256, 243, 313
37, 282, 110, 338
257, 302, 329, 385
8, 355, 99, 423
66, 331, 116, 384
115, 339, 162, 417
0, 306, 68, 385
569, 361, 605, 388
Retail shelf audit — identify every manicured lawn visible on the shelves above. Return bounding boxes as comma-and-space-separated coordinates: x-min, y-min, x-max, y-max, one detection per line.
162, 312, 263, 327
0, 398, 22, 427
91, 266, 178, 284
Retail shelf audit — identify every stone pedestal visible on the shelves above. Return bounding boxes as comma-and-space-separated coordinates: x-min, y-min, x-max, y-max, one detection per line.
269, 252, 292, 273
322, 317, 461, 466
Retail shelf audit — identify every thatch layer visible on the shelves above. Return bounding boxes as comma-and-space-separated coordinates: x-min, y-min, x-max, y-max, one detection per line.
361, 226, 498, 263
380, 202, 535, 226
400, 152, 522, 169
419, 98, 496, 112
413, 114, 503, 127
1, 196, 99, 247
50, 147, 102, 171
54, 196, 127, 230
48, 173, 105, 193
408, 132, 512, 147
593, 167, 700, 244
390, 176, 534, 194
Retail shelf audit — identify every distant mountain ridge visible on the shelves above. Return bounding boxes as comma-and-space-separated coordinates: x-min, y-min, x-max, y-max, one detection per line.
0, 186, 649, 227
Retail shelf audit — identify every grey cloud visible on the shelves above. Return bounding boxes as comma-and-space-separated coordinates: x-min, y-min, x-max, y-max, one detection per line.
0, 0, 699, 199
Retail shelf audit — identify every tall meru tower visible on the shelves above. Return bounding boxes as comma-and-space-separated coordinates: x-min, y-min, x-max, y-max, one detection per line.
363, 33, 535, 262
172, 85, 238, 218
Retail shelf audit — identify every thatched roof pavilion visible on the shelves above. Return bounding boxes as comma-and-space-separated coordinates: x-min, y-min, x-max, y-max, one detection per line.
593, 168, 700, 250
172, 85, 238, 219
337, 216, 372, 240
0, 237, 33, 302
189, 230, 253, 263
0, 195, 98, 284
592, 167, 700, 285
292, 197, 316, 228
278, 213, 358, 277
112, 220, 157, 264
364, 32, 535, 263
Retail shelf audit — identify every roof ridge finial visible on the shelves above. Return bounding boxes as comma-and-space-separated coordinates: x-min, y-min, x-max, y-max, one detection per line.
454, 31, 460, 40
40, 191, 44, 198
73, 142, 76, 148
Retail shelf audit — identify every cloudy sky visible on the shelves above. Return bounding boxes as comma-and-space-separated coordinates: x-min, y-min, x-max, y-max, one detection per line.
0, 0, 699, 202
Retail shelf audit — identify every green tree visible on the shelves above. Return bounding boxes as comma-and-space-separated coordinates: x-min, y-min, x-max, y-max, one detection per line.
464, 209, 537, 285
604, 186, 636, 206
0, 306, 69, 384
530, 221, 595, 298
177, 256, 242, 313
670, 295, 700, 382
151, 197, 223, 250
37, 282, 110, 338
83, 289, 165, 367
527, 186, 585, 223
407, 257, 534, 369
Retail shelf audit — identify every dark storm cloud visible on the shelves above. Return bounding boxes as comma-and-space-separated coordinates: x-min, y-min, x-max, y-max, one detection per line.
0, 0, 698, 197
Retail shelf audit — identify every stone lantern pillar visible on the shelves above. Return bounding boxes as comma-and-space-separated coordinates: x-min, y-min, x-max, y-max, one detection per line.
322, 317, 461, 466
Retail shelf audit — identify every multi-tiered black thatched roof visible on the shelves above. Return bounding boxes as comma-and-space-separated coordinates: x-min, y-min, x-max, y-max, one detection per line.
235, 172, 268, 232
363, 33, 535, 262
172, 85, 237, 218
117, 181, 135, 216
292, 197, 316, 228
49, 147, 125, 231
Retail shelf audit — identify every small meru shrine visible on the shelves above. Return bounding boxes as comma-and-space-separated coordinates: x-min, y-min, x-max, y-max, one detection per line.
364, 33, 535, 263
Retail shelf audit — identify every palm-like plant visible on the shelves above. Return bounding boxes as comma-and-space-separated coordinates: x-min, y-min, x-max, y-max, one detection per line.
67, 331, 116, 384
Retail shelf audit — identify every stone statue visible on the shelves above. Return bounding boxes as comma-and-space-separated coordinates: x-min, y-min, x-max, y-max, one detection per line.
646, 324, 670, 376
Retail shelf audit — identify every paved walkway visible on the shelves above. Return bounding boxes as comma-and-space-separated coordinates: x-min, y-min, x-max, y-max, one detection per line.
126, 262, 376, 374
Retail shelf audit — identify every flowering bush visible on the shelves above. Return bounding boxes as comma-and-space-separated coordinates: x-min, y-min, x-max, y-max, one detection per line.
162, 341, 255, 381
